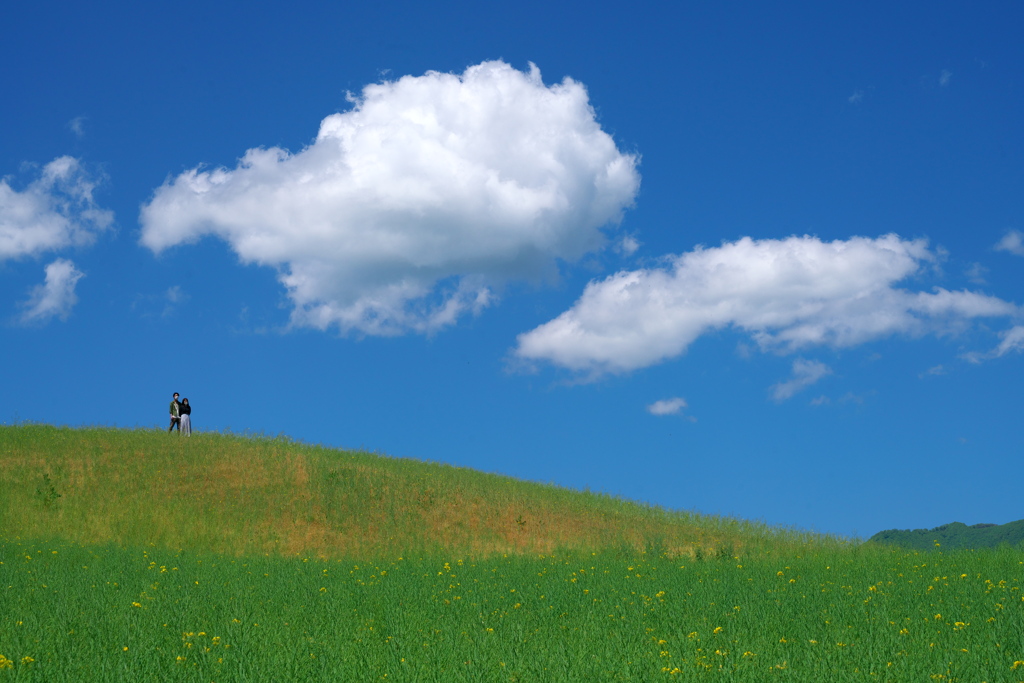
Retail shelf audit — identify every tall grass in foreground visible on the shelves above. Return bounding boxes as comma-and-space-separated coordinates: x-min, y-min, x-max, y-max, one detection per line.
1, 539, 1022, 681
0, 425, 842, 558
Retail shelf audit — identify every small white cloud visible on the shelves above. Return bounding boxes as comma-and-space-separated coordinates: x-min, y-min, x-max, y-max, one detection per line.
919, 364, 946, 378
848, 90, 864, 104
939, 70, 952, 87
19, 258, 84, 324
140, 60, 640, 337
68, 117, 86, 138
809, 395, 830, 406
995, 230, 1024, 257
0, 156, 113, 261
514, 234, 1019, 376
770, 359, 831, 402
616, 234, 640, 256
166, 285, 186, 303
646, 397, 688, 416
162, 285, 190, 317
960, 350, 981, 364
964, 262, 987, 284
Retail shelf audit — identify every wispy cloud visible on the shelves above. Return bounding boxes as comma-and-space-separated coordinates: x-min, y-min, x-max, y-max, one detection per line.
994, 326, 1024, 357
848, 90, 864, 104
166, 285, 186, 304
939, 70, 952, 87
919, 364, 946, 378
770, 359, 831, 402
68, 116, 86, 138
140, 61, 639, 337
964, 262, 987, 284
616, 234, 640, 256
646, 397, 693, 418
961, 325, 1024, 364
18, 258, 84, 325
163, 285, 190, 317
838, 391, 867, 405
995, 230, 1024, 257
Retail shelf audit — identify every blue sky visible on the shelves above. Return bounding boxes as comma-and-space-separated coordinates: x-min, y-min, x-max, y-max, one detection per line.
2, 0, 1022, 538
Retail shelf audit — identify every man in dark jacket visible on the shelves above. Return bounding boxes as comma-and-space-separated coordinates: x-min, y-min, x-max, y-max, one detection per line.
169, 392, 181, 432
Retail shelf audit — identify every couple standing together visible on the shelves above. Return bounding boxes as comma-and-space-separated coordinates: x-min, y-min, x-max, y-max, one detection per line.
169, 392, 192, 436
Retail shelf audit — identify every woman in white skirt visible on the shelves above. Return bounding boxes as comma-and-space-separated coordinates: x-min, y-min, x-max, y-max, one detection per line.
179, 398, 192, 436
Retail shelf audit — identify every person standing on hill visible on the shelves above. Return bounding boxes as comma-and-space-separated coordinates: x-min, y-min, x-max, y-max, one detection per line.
168, 392, 181, 433
179, 398, 192, 436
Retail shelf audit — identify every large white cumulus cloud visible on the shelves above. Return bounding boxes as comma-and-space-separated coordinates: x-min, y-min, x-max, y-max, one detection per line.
140, 60, 640, 335
0, 157, 113, 261
515, 234, 1020, 375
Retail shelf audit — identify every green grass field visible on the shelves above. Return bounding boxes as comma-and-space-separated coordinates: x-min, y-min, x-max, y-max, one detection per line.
2, 425, 1023, 681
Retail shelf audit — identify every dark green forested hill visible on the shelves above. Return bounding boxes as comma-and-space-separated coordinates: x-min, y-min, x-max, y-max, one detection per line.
868, 519, 1024, 551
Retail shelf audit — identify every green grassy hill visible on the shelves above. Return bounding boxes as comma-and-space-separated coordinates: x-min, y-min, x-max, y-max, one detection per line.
4, 425, 1024, 681
868, 519, 1024, 551
0, 424, 838, 559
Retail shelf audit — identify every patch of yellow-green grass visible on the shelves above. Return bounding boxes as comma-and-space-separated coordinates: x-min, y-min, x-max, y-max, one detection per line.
0, 424, 843, 559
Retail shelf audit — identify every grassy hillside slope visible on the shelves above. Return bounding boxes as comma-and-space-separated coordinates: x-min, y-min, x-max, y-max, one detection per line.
0, 425, 835, 558
5, 426, 1024, 681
